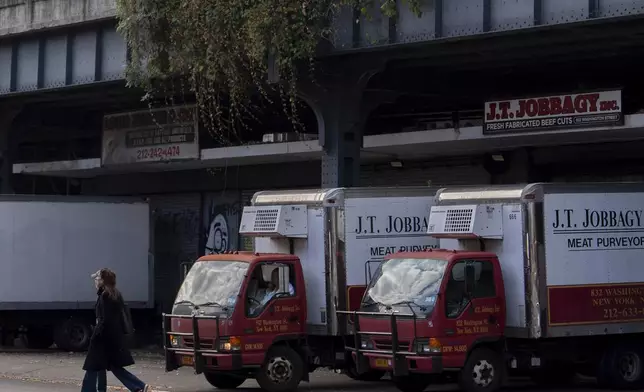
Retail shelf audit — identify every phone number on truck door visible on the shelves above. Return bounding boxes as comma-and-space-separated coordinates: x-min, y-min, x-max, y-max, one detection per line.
136, 146, 181, 160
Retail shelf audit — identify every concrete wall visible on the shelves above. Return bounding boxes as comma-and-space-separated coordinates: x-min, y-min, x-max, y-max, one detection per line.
0, 0, 115, 37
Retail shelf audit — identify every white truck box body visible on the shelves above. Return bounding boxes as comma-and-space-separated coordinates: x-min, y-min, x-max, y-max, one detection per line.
240, 187, 438, 336
0, 196, 152, 310
428, 183, 644, 339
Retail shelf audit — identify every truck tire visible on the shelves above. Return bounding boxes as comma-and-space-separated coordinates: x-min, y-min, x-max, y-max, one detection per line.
458, 348, 503, 392
26, 328, 54, 350
597, 345, 644, 389
393, 374, 431, 392
204, 373, 246, 389
256, 345, 304, 392
54, 319, 92, 352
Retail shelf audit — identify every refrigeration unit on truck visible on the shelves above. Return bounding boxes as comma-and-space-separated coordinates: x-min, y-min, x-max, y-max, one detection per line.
349, 183, 644, 392
162, 187, 439, 391
0, 195, 153, 352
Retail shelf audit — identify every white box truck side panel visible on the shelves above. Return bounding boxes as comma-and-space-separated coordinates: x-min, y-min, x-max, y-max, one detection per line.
0, 201, 150, 308
293, 208, 327, 329
544, 192, 644, 328
0, 202, 65, 304
488, 204, 526, 329
344, 196, 437, 287
545, 192, 644, 286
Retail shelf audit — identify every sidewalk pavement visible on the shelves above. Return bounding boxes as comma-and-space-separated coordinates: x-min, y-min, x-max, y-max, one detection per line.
0, 350, 370, 392
0, 350, 218, 391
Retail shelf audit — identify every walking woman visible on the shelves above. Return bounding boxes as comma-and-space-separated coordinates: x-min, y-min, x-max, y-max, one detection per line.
82, 268, 151, 392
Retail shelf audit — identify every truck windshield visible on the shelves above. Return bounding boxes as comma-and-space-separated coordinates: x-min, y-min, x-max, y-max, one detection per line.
173, 260, 249, 316
361, 258, 448, 316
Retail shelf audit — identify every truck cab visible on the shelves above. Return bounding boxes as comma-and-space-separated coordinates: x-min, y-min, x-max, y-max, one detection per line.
164, 252, 308, 391
352, 250, 506, 392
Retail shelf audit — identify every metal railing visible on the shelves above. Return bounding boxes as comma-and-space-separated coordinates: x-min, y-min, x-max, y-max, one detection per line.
337, 309, 422, 376
162, 313, 221, 374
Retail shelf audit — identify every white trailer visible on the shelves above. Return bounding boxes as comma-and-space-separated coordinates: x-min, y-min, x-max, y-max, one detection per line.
421, 183, 644, 389
0, 195, 153, 351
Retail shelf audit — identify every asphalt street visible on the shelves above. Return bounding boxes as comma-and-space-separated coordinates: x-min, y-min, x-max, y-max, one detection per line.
0, 379, 79, 391
0, 349, 606, 392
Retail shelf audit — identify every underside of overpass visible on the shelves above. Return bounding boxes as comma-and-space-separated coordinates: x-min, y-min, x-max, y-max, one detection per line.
2, 0, 644, 192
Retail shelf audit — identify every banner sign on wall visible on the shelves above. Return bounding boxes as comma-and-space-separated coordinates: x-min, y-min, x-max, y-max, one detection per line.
102, 106, 199, 165
484, 90, 623, 135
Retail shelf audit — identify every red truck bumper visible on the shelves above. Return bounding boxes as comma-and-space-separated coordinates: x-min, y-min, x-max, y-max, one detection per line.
352, 351, 443, 374
170, 350, 264, 371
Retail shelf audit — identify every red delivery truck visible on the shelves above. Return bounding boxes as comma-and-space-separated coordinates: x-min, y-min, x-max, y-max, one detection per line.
349, 183, 644, 392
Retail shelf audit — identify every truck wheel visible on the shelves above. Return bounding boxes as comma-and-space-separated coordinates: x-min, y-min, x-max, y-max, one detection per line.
393, 375, 431, 392
256, 345, 304, 392
458, 348, 503, 392
54, 319, 92, 352
26, 328, 54, 350
598, 345, 644, 389
204, 373, 246, 389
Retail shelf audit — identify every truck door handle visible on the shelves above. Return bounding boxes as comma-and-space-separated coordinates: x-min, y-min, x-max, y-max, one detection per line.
288, 315, 298, 322
488, 315, 497, 325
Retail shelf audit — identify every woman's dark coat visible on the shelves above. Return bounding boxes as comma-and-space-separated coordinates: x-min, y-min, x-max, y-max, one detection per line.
83, 288, 135, 371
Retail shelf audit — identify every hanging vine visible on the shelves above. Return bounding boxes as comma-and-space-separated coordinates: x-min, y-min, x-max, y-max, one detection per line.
115, 0, 422, 143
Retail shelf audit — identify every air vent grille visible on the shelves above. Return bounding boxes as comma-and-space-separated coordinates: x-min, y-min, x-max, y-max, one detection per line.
444, 208, 474, 233
253, 208, 279, 231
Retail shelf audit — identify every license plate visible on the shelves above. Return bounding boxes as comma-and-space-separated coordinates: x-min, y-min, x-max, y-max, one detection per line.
181, 356, 194, 366
374, 358, 390, 368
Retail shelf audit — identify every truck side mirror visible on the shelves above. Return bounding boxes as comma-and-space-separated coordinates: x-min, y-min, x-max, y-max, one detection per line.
464, 264, 476, 294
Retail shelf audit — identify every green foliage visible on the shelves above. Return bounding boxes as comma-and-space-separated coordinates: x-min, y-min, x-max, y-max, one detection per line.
116, 0, 422, 140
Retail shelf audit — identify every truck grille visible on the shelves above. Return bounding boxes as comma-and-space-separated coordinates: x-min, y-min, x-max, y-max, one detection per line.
374, 339, 411, 351
184, 338, 215, 349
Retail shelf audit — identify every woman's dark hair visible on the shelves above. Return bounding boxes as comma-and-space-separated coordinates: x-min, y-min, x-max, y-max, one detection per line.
100, 268, 121, 300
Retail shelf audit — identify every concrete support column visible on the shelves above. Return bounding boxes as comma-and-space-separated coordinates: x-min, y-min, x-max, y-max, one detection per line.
317, 84, 364, 188
0, 106, 22, 194
300, 60, 386, 188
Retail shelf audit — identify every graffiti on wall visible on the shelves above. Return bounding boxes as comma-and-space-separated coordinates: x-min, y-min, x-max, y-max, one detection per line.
203, 192, 242, 254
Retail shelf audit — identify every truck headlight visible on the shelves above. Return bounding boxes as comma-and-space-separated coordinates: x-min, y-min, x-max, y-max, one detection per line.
416, 338, 441, 354
219, 336, 242, 351
169, 335, 181, 347
360, 339, 374, 349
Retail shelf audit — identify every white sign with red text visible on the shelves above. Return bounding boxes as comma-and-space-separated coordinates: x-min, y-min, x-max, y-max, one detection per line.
484, 90, 623, 134
102, 106, 200, 166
